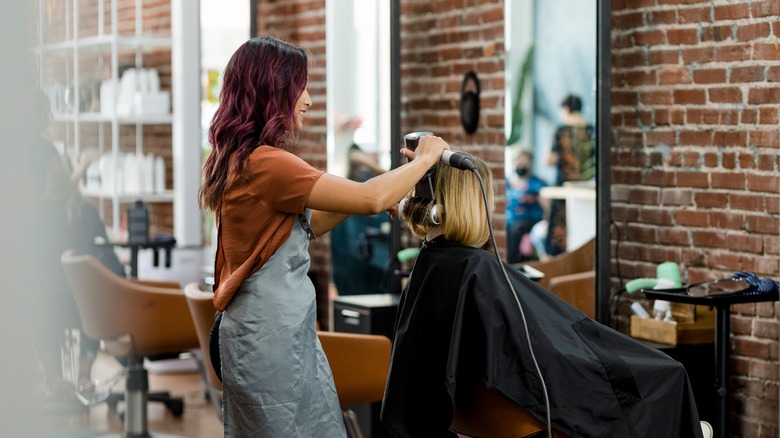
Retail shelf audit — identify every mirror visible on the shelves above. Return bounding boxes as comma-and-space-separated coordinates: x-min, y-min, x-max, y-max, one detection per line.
326, 0, 393, 298
326, 0, 612, 322
504, 0, 611, 323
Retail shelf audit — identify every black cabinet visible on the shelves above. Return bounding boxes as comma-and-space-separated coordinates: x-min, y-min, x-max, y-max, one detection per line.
333, 294, 399, 341
332, 294, 399, 438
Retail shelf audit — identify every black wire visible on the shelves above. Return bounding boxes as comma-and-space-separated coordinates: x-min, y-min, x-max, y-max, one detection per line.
610, 220, 624, 290
472, 169, 553, 438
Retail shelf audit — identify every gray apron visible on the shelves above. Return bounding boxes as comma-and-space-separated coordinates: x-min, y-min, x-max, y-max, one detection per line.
220, 210, 346, 437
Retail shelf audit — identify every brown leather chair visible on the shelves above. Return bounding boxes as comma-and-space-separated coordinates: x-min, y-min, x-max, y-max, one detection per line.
61, 249, 200, 438
183, 282, 223, 421
524, 237, 596, 318
317, 331, 391, 438
450, 384, 570, 438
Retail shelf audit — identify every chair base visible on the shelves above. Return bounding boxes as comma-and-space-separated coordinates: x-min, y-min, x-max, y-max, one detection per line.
106, 391, 185, 418
343, 409, 364, 438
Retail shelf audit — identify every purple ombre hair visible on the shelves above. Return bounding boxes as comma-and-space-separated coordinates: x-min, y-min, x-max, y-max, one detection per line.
199, 36, 309, 211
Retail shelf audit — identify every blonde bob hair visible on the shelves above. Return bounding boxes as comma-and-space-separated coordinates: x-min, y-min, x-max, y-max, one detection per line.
401, 153, 494, 248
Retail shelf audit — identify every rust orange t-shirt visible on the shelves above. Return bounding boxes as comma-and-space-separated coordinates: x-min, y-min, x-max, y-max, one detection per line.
212, 146, 324, 310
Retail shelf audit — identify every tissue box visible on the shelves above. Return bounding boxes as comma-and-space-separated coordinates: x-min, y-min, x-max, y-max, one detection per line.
630, 303, 715, 346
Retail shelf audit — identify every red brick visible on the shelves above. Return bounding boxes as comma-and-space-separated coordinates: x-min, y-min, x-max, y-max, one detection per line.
624, 70, 657, 86
748, 87, 780, 104
694, 191, 729, 208
641, 90, 675, 105
730, 193, 766, 212
752, 0, 780, 18
615, 50, 646, 69
713, 130, 748, 146
747, 174, 780, 193
679, 130, 712, 145
731, 66, 766, 83
741, 109, 758, 124
736, 22, 771, 41
712, 172, 746, 189
759, 107, 779, 124
638, 207, 674, 225
754, 43, 780, 61
701, 25, 733, 42
613, 11, 645, 30
666, 28, 699, 45
675, 210, 709, 227
716, 44, 752, 62
678, 6, 711, 24
695, 230, 731, 249
707, 251, 743, 271
647, 10, 677, 26
769, 66, 780, 82
658, 67, 690, 84
749, 130, 780, 147
693, 68, 727, 84
625, 224, 656, 244
647, 49, 680, 65
674, 89, 707, 105
727, 233, 765, 253
746, 214, 780, 234
711, 211, 745, 230
709, 87, 743, 103
713, 4, 751, 20
661, 189, 693, 206
634, 29, 666, 46
658, 228, 691, 245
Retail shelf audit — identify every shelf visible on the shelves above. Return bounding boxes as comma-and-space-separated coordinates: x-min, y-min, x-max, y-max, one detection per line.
37, 34, 172, 55
53, 112, 173, 124
81, 188, 175, 203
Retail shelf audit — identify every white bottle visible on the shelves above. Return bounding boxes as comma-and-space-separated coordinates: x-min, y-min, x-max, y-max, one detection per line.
652, 278, 676, 321
143, 154, 155, 193
154, 156, 166, 193
124, 153, 139, 194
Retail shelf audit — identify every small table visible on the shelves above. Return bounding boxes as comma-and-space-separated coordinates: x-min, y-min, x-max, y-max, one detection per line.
642, 287, 779, 438
97, 237, 177, 278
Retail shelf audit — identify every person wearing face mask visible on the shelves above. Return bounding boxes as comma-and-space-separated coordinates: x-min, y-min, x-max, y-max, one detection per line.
505, 149, 547, 264
199, 37, 449, 437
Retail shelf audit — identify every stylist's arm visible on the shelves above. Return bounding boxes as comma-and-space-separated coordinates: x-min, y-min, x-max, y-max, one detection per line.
307, 135, 448, 236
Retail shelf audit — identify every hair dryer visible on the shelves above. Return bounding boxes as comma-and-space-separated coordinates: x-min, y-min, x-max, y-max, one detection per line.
625, 261, 681, 321
403, 131, 476, 171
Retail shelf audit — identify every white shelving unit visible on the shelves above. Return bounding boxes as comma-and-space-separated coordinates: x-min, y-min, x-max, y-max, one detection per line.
37, 0, 176, 239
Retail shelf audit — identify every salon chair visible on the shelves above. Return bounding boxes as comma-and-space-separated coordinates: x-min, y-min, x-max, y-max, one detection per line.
61, 249, 200, 437
450, 383, 573, 438
183, 282, 223, 421
524, 237, 596, 318
318, 331, 391, 438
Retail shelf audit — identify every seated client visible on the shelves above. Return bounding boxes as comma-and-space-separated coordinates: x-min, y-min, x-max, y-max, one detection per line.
380, 154, 703, 438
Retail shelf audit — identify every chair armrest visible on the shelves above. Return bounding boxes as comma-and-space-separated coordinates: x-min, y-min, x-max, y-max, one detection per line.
130, 279, 181, 289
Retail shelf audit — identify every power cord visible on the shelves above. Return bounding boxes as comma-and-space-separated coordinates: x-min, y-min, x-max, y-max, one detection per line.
473, 169, 553, 438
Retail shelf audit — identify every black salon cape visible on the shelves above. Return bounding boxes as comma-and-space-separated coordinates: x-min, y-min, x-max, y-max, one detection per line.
380, 237, 702, 438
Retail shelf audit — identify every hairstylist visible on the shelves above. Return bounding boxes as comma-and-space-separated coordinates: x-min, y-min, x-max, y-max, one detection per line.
199, 36, 448, 437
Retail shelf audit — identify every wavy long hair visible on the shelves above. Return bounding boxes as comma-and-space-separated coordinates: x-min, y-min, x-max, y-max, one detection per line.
199, 36, 309, 211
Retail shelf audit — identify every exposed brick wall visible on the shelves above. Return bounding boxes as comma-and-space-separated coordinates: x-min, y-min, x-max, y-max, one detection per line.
611, 1, 779, 436
400, 0, 507, 254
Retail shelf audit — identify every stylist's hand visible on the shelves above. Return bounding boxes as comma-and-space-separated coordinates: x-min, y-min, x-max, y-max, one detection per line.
401, 135, 449, 166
